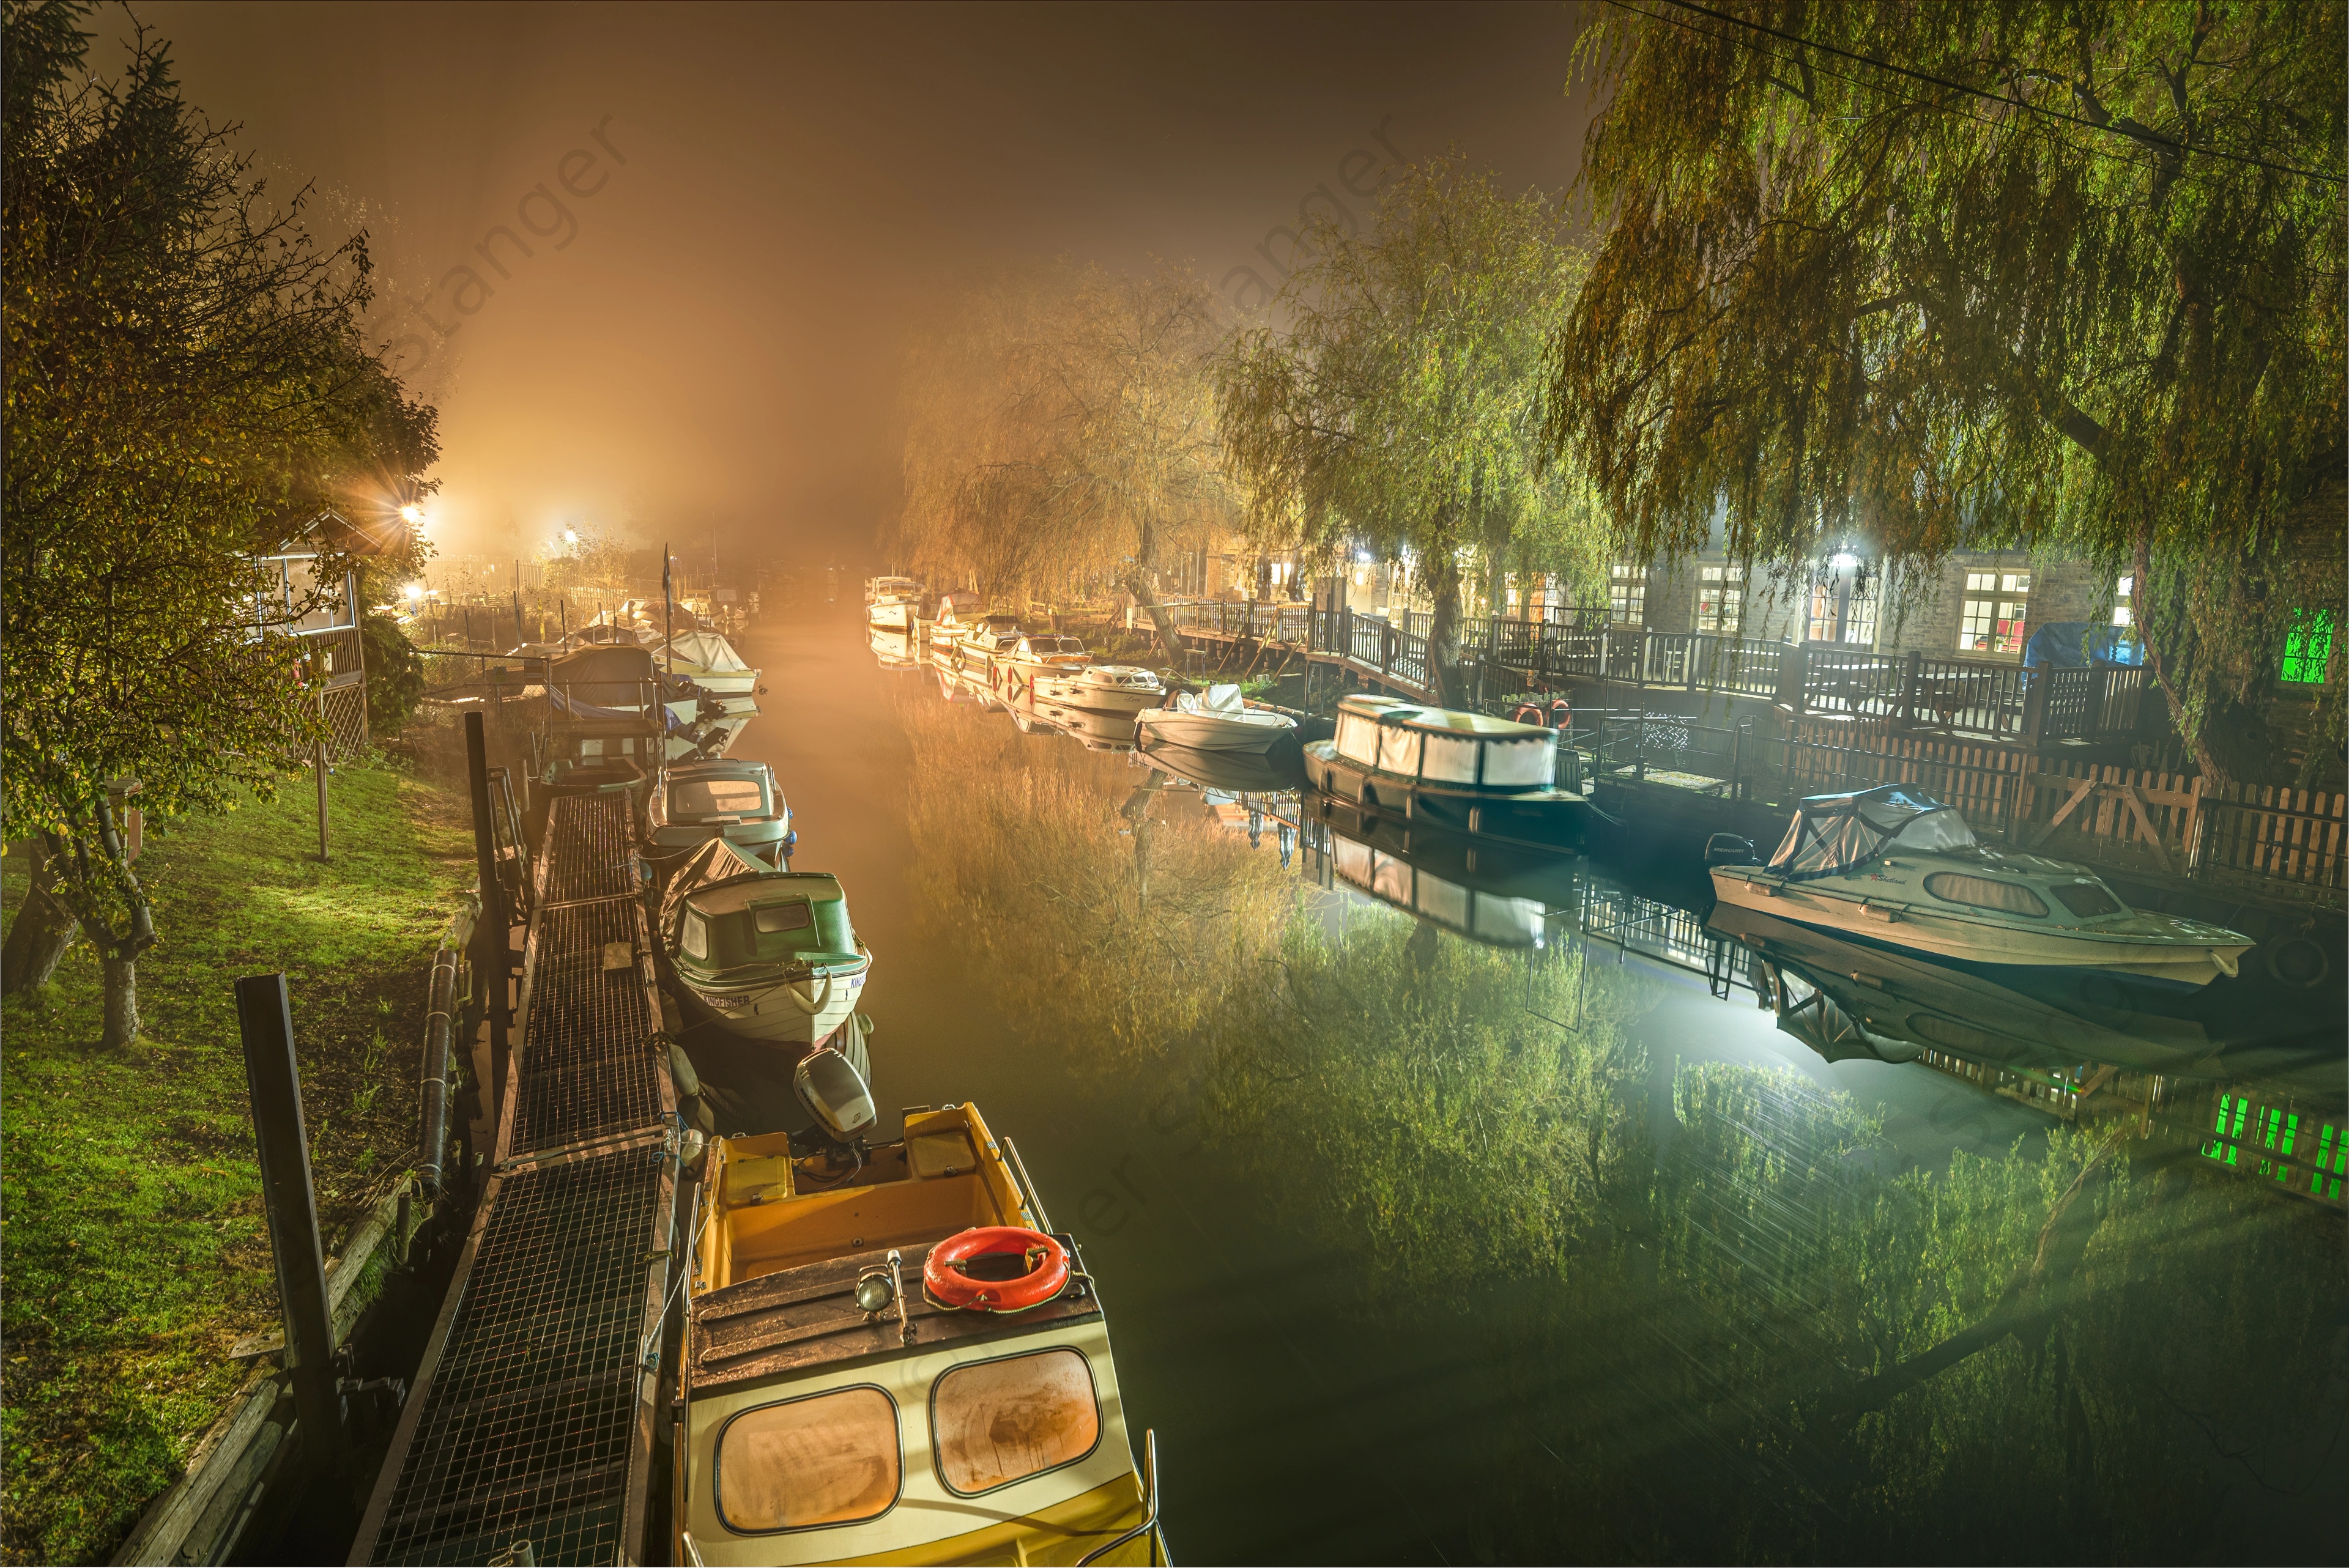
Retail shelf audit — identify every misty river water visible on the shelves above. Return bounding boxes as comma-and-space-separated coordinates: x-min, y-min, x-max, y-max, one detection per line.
713, 607, 2344, 1566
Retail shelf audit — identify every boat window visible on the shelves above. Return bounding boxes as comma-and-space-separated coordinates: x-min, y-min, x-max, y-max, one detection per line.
1417, 873, 1470, 930
754, 902, 813, 934
2049, 881, 2123, 918
1887, 807, 1978, 854
1480, 735, 1554, 788
1333, 835, 1374, 884
1923, 873, 2049, 917
1376, 723, 1421, 776
1335, 712, 1381, 766
1420, 732, 1479, 784
931, 1348, 1100, 1495
681, 909, 710, 962
1371, 849, 1411, 906
674, 778, 765, 818
1473, 893, 1545, 946
718, 1386, 900, 1531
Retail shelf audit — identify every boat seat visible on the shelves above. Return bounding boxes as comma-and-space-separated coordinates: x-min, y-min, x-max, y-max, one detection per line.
908, 1125, 979, 1180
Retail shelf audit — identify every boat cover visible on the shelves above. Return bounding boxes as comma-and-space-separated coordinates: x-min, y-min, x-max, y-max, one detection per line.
1175, 684, 1246, 715
660, 630, 752, 674
1767, 785, 1978, 882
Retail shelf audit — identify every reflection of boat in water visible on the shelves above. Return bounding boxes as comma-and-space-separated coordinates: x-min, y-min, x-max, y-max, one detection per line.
1316, 799, 1576, 950
1708, 901, 2214, 1071
660, 838, 871, 1048
1307, 694, 1596, 852
869, 625, 922, 668
1032, 663, 1164, 717
1708, 786, 2252, 986
1135, 684, 1296, 753
1039, 702, 1138, 752
679, 1103, 1163, 1566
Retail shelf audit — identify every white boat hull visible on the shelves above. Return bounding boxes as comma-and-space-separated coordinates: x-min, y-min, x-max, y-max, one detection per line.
679, 963, 869, 1045
1031, 673, 1162, 716
1135, 709, 1296, 754
867, 601, 916, 630
1709, 867, 2249, 985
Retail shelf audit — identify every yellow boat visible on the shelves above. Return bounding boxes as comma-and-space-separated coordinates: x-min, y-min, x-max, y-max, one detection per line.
676, 1103, 1165, 1566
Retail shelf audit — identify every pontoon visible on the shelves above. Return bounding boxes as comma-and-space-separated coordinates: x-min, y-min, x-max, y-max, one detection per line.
1706, 785, 2252, 985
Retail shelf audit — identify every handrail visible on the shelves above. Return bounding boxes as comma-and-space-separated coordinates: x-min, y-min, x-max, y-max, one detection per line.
415, 896, 479, 1199
1000, 1136, 1055, 1234
1078, 1428, 1161, 1567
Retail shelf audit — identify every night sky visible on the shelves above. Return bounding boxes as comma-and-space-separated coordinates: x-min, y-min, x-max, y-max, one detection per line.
120, 1, 1599, 572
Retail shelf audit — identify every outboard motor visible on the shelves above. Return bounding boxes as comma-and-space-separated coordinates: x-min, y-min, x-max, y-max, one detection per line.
793, 1045, 876, 1143
1704, 832, 1757, 868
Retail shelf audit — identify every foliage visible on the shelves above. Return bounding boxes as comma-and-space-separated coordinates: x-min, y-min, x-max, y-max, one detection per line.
1217, 155, 1606, 701
0, 763, 472, 1565
1, 0, 439, 1032
359, 611, 425, 737
543, 526, 634, 592
894, 262, 1238, 638
1550, 0, 2345, 781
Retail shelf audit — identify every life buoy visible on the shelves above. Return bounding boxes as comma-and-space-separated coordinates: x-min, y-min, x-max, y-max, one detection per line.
922, 1226, 1069, 1312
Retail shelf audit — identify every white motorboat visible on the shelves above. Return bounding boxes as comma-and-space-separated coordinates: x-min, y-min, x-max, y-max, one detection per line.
1032, 662, 1164, 716
1134, 684, 1296, 755
993, 631, 1093, 698
656, 629, 759, 697
1304, 693, 1595, 852
660, 838, 872, 1046
954, 615, 1024, 682
1707, 785, 2253, 986
865, 574, 923, 630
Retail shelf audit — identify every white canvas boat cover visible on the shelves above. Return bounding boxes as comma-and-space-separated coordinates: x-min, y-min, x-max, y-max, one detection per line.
1200, 684, 1245, 714
1768, 785, 1978, 881
660, 630, 751, 674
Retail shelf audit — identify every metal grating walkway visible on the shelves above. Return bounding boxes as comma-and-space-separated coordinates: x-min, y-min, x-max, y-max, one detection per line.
538, 794, 639, 906
364, 1147, 672, 1566
508, 899, 667, 1158
357, 778, 681, 1566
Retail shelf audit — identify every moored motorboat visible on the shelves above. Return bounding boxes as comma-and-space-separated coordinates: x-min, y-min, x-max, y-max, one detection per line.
1032, 662, 1165, 717
660, 838, 872, 1046
1706, 785, 2253, 985
995, 631, 1093, 698
865, 574, 924, 630
1305, 693, 1596, 852
954, 615, 1025, 682
648, 759, 795, 868
1134, 684, 1294, 754
656, 629, 760, 697
676, 1100, 1163, 1567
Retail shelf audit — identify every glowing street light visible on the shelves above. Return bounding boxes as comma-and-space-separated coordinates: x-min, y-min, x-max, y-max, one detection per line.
1829, 551, 1860, 572
398, 503, 423, 524
563, 529, 579, 545
404, 583, 425, 601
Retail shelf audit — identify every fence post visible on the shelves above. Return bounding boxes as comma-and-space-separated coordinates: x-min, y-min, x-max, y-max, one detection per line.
1778, 643, 1809, 714
2021, 670, 2050, 747
1896, 649, 1921, 728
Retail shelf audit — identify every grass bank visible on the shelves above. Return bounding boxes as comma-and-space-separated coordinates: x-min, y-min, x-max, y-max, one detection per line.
0, 759, 473, 1565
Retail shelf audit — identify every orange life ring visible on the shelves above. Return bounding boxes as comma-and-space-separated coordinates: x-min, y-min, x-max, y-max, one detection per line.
922, 1226, 1069, 1312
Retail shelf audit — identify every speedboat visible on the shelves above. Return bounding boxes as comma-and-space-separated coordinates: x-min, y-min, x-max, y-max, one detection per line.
1032, 662, 1165, 717
1305, 693, 1596, 852
865, 574, 924, 631
1134, 684, 1295, 754
954, 615, 1025, 682
1706, 785, 2253, 985
660, 838, 872, 1046
676, 1100, 1163, 1567
648, 759, 795, 868
995, 631, 1093, 698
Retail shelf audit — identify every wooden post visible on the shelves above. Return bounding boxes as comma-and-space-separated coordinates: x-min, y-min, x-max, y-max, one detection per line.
234, 973, 345, 1473
1896, 649, 1921, 728
313, 682, 330, 862
2021, 668, 2050, 747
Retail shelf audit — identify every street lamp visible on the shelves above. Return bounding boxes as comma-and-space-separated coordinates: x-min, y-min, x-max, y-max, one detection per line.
398, 504, 422, 524
563, 529, 579, 545
1829, 551, 1860, 572
404, 583, 425, 601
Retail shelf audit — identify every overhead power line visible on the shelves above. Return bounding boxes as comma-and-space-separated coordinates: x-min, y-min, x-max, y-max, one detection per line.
1611, 0, 2346, 188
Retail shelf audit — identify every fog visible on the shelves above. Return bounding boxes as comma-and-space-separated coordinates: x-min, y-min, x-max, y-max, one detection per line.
125, 1, 1597, 573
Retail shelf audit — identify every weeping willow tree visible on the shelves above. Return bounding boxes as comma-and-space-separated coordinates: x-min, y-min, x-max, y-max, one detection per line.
1550, 1, 2345, 784
894, 262, 1237, 638
1218, 156, 1608, 705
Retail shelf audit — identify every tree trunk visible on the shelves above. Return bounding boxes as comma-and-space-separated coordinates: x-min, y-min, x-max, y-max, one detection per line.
2, 851, 79, 995
1423, 550, 1465, 707
101, 953, 139, 1046
1123, 567, 1184, 660
2133, 529, 2271, 788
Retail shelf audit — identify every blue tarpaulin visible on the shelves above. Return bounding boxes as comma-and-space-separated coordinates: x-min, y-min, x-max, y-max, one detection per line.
2024, 621, 2143, 669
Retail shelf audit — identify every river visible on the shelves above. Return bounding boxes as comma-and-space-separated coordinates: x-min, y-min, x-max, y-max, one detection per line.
711, 607, 2345, 1565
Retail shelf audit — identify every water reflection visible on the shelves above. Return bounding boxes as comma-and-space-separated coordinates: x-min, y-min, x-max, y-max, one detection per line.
865, 621, 2346, 1562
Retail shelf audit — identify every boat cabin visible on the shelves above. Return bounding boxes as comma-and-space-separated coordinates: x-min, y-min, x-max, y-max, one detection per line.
666, 841, 859, 978
649, 760, 792, 864
1012, 633, 1091, 664
680, 1105, 1156, 1566
1330, 695, 1559, 791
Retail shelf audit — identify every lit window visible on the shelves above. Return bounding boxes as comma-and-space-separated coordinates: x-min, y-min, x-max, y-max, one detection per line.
2112, 574, 2134, 628
1842, 581, 1878, 646
719, 1386, 901, 1531
1608, 562, 1647, 626
2283, 610, 2334, 685
931, 1348, 1100, 1495
1807, 583, 1838, 643
1958, 571, 2030, 654
1696, 565, 1743, 634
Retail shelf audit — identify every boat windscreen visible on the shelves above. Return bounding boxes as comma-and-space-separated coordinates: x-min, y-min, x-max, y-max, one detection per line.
1768, 786, 1975, 881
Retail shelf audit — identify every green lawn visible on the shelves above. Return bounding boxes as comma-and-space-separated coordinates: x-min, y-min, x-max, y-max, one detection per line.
0, 760, 474, 1565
